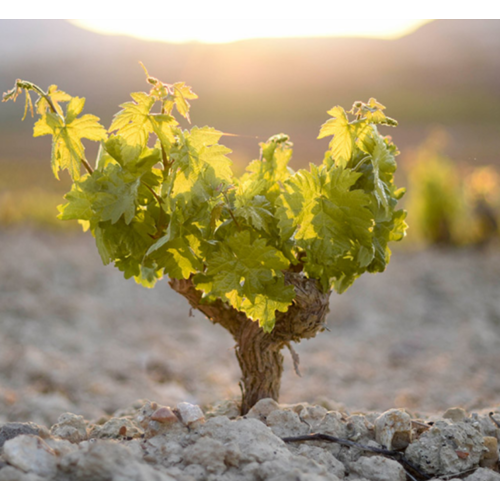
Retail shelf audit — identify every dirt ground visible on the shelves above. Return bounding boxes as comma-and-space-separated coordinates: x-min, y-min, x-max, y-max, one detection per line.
1, 228, 500, 427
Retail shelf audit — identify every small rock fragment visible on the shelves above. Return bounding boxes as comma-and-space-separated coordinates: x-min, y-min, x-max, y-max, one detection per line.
151, 406, 178, 424
90, 417, 143, 440
51, 413, 88, 443
176, 402, 205, 426
295, 444, 346, 479
0, 422, 49, 448
135, 401, 186, 438
442, 407, 468, 422
59, 440, 170, 481
3, 435, 58, 479
317, 411, 347, 438
205, 400, 240, 420
246, 398, 281, 422
182, 437, 228, 474
266, 409, 309, 438
348, 455, 406, 481
0, 465, 44, 481
464, 467, 500, 481
405, 420, 487, 476
346, 414, 375, 442
299, 405, 328, 429
375, 409, 412, 451
135, 401, 158, 427
479, 436, 499, 469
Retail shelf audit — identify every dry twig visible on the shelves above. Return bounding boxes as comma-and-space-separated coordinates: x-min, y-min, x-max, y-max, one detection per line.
281, 432, 431, 481
489, 412, 500, 428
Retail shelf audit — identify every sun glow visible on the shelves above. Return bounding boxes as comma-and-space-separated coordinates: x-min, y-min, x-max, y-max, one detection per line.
70, 19, 431, 44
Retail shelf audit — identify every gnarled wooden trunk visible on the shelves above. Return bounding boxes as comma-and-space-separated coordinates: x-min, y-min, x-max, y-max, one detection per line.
169, 272, 331, 414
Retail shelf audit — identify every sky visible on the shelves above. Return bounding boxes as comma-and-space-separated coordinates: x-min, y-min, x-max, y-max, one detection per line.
70, 19, 432, 44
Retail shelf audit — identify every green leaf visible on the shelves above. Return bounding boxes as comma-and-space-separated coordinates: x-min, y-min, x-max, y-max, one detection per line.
236, 279, 296, 333
278, 164, 374, 290
66, 97, 86, 122
170, 127, 233, 206
318, 106, 355, 168
151, 236, 202, 279
149, 114, 177, 152
94, 216, 155, 272
108, 91, 177, 153
103, 135, 143, 169
171, 82, 198, 122
194, 231, 294, 332
35, 85, 71, 116
57, 179, 95, 222
350, 98, 398, 126
92, 166, 140, 224
137, 263, 163, 288
241, 134, 293, 203
103, 136, 161, 177
68, 113, 109, 142
368, 209, 407, 273
234, 197, 273, 233
33, 100, 107, 180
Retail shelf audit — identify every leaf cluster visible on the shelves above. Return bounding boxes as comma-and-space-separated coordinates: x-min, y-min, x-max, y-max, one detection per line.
3, 72, 407, 332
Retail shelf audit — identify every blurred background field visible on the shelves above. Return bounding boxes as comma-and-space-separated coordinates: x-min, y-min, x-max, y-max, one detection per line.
1, 19, 500, 422
2, 19, 500, 245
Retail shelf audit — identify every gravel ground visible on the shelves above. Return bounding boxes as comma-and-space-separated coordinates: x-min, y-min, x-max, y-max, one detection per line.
0, 228, 500, 480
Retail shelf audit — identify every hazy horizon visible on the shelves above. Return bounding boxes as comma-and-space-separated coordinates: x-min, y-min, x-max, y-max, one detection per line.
69, 19, 433, 44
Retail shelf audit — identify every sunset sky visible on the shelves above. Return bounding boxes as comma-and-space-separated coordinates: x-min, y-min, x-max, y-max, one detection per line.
70, 19, 432, 44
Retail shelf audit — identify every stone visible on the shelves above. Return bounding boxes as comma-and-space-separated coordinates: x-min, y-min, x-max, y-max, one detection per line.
176, 402, 205, 426
205, 400, 241, 420
299, 405, 328, 429
89, 417, 143, 440
348, 455, 407, 481
0, 465, 44, 481
375, 409, 413, 451
0, 422, 49, 448
200, 416, 290, 464
295, 444, 346, 479
2, 435, 58, 479
51, 413, 88, 443
479, 436, 499, 469
182, 437, 228, 474
246, 398, 281, 422
442, 407, 468, 422
464, 467, 500, 481
266, 409, 310, 438
317, 411, 347, 438
405, 420, 487, 476
254, 454, 340, 481
60, 440, 170, 480
150, 406, 178, 424
134, 401, 186, 438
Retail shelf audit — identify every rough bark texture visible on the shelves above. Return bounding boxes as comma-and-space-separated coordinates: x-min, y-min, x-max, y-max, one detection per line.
169, 272, 331, 414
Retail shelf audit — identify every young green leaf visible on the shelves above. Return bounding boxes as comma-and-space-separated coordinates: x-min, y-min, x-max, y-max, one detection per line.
109, 92, 177, 150
170, 127, 233, 205
171, 82, 198, 122
194, 231, 295, 332
317, 106, 357, 168
278, 164, 374, 290
35, 84, 71, 116
33, 97, 107, 180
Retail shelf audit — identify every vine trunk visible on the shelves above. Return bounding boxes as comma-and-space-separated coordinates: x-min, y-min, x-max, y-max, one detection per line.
169, 272, 331, 414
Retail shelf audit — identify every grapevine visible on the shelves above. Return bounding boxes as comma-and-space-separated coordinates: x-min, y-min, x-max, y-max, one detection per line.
3, 67, 407, 413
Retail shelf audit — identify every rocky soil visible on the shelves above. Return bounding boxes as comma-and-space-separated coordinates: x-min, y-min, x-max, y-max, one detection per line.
1, 229, 500, 480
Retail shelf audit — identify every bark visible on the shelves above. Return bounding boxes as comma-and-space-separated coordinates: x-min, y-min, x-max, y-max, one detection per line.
169, 272, 331, 414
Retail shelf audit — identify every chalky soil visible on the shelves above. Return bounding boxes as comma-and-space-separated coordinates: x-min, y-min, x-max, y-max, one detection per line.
0, 400, 499, 480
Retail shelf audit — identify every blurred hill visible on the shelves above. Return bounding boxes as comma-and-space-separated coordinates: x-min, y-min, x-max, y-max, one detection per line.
1, 19, 499, 181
